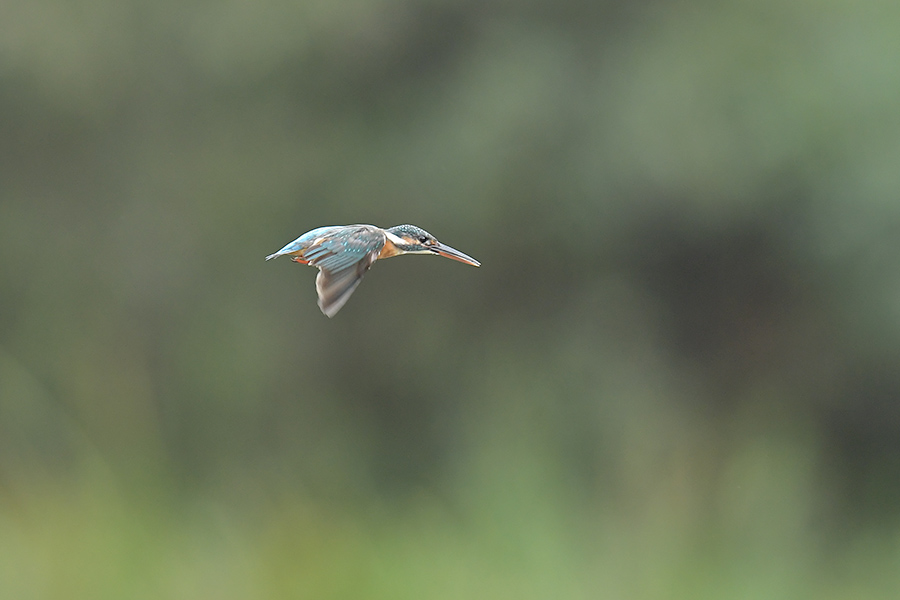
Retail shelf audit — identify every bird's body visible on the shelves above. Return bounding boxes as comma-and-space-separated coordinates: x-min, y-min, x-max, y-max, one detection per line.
266, 224, 480, 317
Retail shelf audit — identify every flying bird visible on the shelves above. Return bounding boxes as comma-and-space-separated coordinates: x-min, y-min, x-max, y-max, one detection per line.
266, 224, 480, 317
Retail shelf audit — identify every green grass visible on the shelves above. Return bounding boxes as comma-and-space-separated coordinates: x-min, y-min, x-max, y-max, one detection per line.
2, 437, 898, 600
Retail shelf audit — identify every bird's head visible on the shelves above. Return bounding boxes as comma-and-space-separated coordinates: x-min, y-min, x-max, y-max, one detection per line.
386, 224, 480, 266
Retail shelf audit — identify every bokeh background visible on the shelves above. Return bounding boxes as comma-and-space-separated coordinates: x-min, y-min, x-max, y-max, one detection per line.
2, 0, 900, 597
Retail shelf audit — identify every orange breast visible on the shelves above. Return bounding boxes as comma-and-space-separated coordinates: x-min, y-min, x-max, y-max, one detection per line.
378, 238, 402, 259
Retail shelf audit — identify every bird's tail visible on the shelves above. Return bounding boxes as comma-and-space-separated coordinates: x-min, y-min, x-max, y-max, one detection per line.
265, 252, 282, 261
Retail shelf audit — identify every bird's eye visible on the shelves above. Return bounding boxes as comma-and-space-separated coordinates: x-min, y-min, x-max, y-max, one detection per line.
418, 235, 428, 243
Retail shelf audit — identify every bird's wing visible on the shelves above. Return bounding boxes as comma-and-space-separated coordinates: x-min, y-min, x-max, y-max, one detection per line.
315, 265, 368, 317
302, 225, 385, 272
304, 226, 386, 317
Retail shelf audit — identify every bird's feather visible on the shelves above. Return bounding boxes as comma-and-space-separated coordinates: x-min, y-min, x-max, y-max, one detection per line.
315, 264, 369, 317
301, 226, 385, 317
265, 226, 334, 261
302, 226, 384, 270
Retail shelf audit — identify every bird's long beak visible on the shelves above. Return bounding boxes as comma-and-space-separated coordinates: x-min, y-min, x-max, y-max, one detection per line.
433, 242, 480, 267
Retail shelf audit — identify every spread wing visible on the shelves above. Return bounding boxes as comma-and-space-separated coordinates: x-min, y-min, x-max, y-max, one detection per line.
303, 225, 385, 317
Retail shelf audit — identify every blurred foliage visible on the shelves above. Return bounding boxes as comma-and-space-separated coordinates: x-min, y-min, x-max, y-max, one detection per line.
2, 0, 900, 597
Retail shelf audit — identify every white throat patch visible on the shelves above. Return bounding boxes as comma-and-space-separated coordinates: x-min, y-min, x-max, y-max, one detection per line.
384, 229, 407, 247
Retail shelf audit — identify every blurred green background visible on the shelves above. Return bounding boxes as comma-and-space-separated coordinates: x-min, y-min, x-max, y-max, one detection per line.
2, 0, 900, 597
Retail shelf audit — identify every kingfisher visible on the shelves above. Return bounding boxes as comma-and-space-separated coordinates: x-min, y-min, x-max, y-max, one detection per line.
266, 224, 480, 317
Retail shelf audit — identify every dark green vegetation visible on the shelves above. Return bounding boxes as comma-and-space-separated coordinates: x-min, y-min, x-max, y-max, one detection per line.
2, 0, 900, 597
